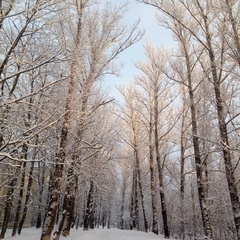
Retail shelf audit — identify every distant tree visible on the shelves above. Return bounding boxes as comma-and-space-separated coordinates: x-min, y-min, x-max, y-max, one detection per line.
119, 87, 148, 232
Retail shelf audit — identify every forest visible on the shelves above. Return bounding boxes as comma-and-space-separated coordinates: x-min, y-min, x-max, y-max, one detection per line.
0, 0, 240, 240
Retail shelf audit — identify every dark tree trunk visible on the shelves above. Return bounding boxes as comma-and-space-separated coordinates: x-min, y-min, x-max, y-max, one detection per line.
83, 180, 94, 230
75, 213, 80, 230
135, 150, 148, 232
101, 209, 106, 229
0, 166, 21, 239
62, 184, 77, 236
42, 162, 54, 228
62, 154, 79, 236
36, 160, 46, 229
180, 89, 187, 240
130, 168, 139, 230
153, 80, 170, 239
180, 152, 185, 239
12, 161, 26, 236
52, 194, 68, 240
0, 184, 15, 239
120, 179, 126, 229
53, 170, 75, 238
149, 110, 158, 235
107, 208, 111, 229
18, 159, 35, 234
190, 177, 197, 238
96, 202, 101, 228
156, 157, 170, 239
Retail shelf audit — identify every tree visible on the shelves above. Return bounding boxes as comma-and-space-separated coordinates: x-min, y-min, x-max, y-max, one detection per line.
119, 87, 149, 232
135, 44, 178, 238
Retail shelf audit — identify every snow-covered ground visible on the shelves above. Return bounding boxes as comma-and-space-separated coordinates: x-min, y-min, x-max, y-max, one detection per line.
4, 228, 175, 240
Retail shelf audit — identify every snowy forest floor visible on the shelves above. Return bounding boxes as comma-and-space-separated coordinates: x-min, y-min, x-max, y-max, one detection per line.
3, 228, 175, 240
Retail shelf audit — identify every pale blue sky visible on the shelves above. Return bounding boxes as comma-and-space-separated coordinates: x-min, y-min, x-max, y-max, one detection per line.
102, 0, 176, 102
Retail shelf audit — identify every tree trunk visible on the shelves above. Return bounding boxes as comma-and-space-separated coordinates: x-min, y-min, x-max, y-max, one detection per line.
180, 87, 188, 239
190, 177, 197, 238
101, 206, 107, 229
149, 108, 158, 235
75, 213, 80, 230
12, 161, 26, 236
107, 207, 111, 229
36, 160, 46, 229
134, 146, 148, 232
83, 180, 94, 230
130, 168, 139, 230
53, 169, 74, 238
120, 178, 126, 229
52, 194, 67, 240
0, 184, 15, 239
156, 157, 170, 239
153, 80, 170, 239
180, 118, 186, 239
62, 174, 77, 236
18, 159, 35, 234
0, 166, 21, 239
42, 161, 54, 229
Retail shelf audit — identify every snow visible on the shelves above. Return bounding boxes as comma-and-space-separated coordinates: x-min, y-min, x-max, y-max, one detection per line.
4, 228, 175, 240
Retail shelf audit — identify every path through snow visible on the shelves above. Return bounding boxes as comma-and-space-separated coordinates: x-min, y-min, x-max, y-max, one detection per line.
4, 228, 174, 240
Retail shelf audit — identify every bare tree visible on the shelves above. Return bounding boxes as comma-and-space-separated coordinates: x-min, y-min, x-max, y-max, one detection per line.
135, 44, 179, 238
0, 1, 65, 238
120, 87, 149, 232
137, 0, 240, 238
